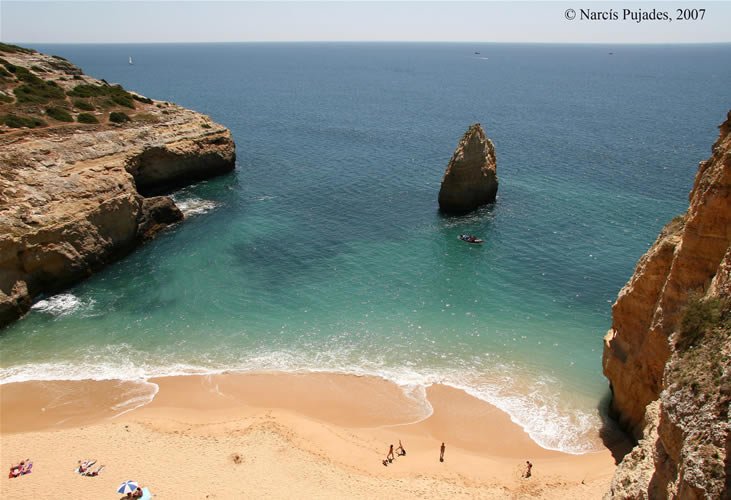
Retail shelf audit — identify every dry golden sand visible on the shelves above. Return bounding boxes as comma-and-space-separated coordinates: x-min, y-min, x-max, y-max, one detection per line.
1, 373, 619, 499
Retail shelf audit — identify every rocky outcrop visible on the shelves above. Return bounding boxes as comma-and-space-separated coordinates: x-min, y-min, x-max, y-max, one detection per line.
604, 111, 731, 498
438, 124, 498, 213
127, 141, 235, 195
0, 48, 235, 328
138, 196, 184, 241
606, 400, 664, 499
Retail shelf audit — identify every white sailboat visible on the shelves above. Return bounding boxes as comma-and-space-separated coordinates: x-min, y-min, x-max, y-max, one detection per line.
128, 56, 133, 65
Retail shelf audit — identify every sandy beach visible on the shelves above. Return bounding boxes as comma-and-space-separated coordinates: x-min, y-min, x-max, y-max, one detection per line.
0, 372, 622, 499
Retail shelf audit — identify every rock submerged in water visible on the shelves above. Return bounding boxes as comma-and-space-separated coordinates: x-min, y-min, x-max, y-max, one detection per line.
438, 124, 498, 214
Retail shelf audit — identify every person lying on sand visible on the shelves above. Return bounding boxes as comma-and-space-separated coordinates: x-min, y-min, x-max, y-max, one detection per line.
8, 463, 22, 478
396, 440, 406, 456
76, 459, 96, 474
8, 460, 31, 478
82, 464, 105, 477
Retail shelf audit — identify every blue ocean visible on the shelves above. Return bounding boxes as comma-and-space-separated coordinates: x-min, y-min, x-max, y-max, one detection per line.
1, 43, 729, 452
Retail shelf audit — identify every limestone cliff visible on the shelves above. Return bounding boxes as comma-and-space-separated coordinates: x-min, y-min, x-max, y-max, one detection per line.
0, 44, 235, 327
438, 124, 498, 213
604, 111, 731, 499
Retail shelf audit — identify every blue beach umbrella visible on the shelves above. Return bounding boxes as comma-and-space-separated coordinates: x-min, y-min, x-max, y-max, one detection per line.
117, 480, 139, 494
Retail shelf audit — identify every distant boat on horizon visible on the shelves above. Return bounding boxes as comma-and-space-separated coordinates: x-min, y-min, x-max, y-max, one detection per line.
129, 56, 133, 65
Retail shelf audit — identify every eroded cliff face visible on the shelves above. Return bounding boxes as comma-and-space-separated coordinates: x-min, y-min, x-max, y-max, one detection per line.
0, 47, 235, 327
604, 112, 731, 499
438, 123, 498, 214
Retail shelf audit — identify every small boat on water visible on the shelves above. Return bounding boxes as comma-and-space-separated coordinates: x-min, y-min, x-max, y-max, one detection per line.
458, 234, 483, 244
129, 56, 133, 65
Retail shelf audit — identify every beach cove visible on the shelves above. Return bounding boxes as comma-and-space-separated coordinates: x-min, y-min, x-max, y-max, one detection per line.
2, 42, 731, 498
1, 372, 620, 499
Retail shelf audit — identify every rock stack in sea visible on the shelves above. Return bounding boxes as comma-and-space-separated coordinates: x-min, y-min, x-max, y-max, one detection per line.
438, 123, 498, 214
603, 111, 731, 499
0, 44, 236, 328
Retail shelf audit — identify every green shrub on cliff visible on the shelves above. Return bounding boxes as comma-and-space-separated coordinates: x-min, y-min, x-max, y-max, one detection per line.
67, 83, 135, 109
0, 93, 13, 104
0, 43, 35, 54
667, 293, 730, 493
76, 112, 99, 124
2, 113, 46, 128
11, 67, 65, 104
109, 111, 130, 123
73, 99, 94, 111
112, 94, 135, 108
677, 294, 724, 351
45, 106, 73, 122
66, 83, 108, 98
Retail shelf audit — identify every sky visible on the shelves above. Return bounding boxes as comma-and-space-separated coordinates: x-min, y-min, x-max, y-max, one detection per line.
1, 1, 730, 44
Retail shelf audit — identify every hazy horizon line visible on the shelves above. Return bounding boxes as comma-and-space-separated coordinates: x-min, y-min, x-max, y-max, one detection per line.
7, 40, 731, 46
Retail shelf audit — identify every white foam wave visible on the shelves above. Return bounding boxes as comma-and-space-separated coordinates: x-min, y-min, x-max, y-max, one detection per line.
30, 293, 95, 317
0, 350, 603, 454
171, 195, 219, 217
110, 381, 159, 419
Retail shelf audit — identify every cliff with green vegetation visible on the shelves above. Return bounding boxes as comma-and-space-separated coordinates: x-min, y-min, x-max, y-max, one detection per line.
0, 43, 236, 327
604, 112, 730, 498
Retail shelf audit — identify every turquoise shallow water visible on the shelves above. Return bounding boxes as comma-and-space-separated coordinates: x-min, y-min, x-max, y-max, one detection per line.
1, 43, 730, 452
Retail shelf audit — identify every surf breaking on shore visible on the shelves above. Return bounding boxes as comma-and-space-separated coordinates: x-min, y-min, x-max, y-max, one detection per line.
0, 352, 604, 454
1, 372, 619, 499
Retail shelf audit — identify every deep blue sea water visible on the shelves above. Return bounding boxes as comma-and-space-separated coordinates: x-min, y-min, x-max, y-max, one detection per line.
1, 43, 729, 452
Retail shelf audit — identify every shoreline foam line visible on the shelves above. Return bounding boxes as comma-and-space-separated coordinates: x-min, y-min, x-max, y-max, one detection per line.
109, 380, 160, 419
0, 360, 602, 454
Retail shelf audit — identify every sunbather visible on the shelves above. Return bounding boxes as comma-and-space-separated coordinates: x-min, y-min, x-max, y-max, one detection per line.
76, 459, 96, 474
8, 464, 21, 478
8, 460, 30, 478
83, 464, 104, 477
20, 461, 32, 475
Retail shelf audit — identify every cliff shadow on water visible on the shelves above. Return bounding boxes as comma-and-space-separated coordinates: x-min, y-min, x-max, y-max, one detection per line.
597, 388, 634, 465
436, 203, 497, 231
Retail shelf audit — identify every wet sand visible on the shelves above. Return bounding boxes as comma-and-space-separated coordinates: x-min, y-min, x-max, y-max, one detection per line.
1, 372, 620, 498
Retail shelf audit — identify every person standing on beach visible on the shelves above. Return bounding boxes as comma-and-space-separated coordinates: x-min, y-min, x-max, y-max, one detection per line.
439, 442, 445, 462
396, 440, 406, 456
524, 460, 533, 478
387, 444, 395, 462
